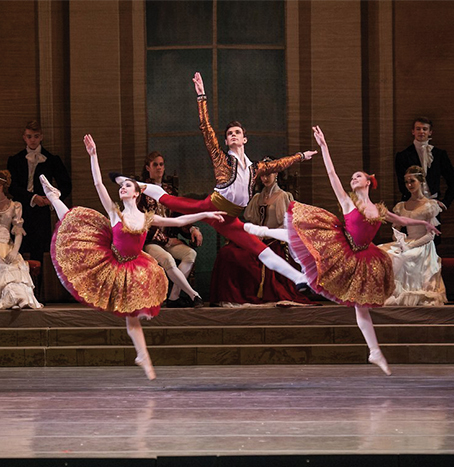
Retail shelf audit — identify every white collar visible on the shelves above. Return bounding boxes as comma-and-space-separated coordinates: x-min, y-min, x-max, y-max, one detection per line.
26, 144, 42, 154
228, 149, 252, 168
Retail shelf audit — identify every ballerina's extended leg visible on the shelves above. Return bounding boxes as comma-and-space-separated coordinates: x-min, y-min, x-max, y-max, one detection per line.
355, 306, 392, 376
39, 175, 69, 220
126, 316, 156, 380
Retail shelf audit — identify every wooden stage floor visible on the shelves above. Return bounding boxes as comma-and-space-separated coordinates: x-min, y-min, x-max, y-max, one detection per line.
1, 364, 454, 461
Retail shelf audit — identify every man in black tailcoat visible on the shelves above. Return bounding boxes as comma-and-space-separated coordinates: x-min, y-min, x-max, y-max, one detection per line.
7, 120, 72, 263
395, 117, 454, 210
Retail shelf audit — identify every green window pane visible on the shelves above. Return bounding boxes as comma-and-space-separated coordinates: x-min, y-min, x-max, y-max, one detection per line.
218, 49, 286, 133
217, 0, 284, 45
146, 1, 213, 46
147, 49, 213, 134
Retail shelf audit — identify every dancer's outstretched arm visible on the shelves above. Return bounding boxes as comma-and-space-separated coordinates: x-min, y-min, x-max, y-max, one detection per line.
152, 211, 225, 227
385, 211, 440, 236
312, 126, 354, 214
84, 135, 116, 218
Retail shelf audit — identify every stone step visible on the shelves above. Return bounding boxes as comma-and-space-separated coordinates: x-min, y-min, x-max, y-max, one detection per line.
1, 342, 454, 367
2, 304, 454, 328
1, 324, 454, 347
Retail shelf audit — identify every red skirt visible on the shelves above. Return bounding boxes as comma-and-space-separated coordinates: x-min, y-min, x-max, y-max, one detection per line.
51, 207, 168, 318
287, 202, 394, 307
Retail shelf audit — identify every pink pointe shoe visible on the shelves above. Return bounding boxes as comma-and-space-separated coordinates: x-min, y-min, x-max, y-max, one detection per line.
39, 174, 61, 199
135, 355, 156, 380
368, 349, 392, 376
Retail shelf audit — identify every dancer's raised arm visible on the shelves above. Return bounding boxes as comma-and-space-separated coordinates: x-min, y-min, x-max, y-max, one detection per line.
312, 126, 354, 214
83, 134, 116, 217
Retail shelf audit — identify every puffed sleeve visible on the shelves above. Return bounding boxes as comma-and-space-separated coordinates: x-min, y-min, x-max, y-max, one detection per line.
425, 199, 442, 226
392, 201, 404, 216
11, 201, 26, 237
274, 191, 294, 226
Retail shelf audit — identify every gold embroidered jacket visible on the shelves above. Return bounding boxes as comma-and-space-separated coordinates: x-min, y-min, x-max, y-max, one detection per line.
197, 96, 304, 202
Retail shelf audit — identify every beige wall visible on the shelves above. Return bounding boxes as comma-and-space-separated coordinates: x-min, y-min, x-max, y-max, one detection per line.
0, 0, 146, 212
0, 0, 453, 251
394, 0, 454, 253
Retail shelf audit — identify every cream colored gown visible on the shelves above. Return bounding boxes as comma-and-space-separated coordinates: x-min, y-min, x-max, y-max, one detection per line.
379, 199, 446, 306
0, 201, 42, 309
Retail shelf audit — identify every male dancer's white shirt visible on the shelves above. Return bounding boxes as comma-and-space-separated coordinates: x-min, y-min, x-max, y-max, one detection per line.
214, 150, 253, 207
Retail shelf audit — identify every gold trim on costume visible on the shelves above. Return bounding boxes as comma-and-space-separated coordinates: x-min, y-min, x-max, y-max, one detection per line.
115, 205, 155, 234
344, 230, 369, 252
210, 192, 244, 217
111, 243, 138, 263
349, 193, 387, 224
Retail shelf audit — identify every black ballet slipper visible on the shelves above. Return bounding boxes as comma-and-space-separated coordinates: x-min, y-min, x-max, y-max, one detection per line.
108, 172, 126, 184
192, 296, 204, 308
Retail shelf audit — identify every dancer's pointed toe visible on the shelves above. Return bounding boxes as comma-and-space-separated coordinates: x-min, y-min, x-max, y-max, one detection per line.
39, 174, 61, 199
135, 355, 156, 380
368, 350, 392, 376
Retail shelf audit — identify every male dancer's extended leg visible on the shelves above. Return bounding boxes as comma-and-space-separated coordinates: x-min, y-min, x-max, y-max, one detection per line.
159, 193, 307, 287
114, 179, 307, 287
244, 223, 289, 242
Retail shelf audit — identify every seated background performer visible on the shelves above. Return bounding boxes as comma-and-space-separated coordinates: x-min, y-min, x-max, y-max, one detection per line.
0, 170, 42, 309
111, 72, 317, 291
210, 163, 315, 306
379, 166, 447, 306
139, 151, 203, 308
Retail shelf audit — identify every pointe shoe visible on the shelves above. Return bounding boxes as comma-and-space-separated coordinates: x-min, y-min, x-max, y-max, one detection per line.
108, 172, 128, 185
368, 350, 392, 376
244, 223, 268, 238
135, 355, 156, 380
39, 175, 61, 199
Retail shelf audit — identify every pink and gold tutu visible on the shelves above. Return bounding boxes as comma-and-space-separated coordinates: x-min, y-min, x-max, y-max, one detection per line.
51, 207, 168, 318
287, 201, 394, 307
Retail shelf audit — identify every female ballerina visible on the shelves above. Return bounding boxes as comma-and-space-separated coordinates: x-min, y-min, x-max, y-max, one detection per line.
245, 126, 440, 375
379, 166, 446, 306
40, 134, 225, 380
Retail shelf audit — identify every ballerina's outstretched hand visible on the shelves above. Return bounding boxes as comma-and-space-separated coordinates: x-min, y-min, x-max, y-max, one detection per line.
312, 125, 327, 147
204, 211, 226, 223
84, 134, 97, 157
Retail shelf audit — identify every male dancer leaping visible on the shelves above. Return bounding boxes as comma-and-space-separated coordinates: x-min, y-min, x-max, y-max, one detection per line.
112, 72, 317, 290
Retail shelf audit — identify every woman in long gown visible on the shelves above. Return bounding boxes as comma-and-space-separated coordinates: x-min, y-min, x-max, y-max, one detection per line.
40, 135, 224, 380
379, 165, 446, 306
0, 170, 42, 309
245, 126, 440, 375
